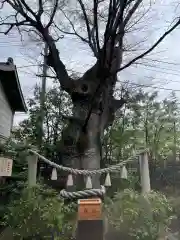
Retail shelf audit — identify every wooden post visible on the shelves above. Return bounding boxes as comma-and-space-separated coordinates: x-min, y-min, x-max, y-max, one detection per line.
76, 198, 104, 240
27, 154, 38, 187
139, 151, 151, 194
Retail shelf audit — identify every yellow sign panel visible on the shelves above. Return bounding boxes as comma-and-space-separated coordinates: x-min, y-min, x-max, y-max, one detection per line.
78, 198, 102, 220
0, 157, 13, 177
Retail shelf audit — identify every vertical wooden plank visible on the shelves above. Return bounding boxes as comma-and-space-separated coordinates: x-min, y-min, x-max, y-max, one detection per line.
27, 154, 38, 187
76, 220, 104, 240
139, 151, 151, 194
76, 198, 104, 240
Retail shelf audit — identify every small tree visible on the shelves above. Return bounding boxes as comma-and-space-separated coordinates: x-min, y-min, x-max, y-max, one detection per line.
108, 90, 180, 167
13, 83, 71, 163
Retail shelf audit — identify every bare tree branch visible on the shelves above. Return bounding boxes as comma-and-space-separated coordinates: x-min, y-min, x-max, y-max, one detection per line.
36, 74, 57, 79
37, 0, 44, 19
0, 0, 6, 9
125, 3, 150, 33
118, 18, 180, 72
56, 6, 98, 57
111, 0, 127, 33
2, 0, 72, 92
1, 0, 180, 98
46, 0, 59, 28
18, 0, 37, 20
93, 0, 100, 53
5, 0, 37, 25
77, 0, 97, 54
0, 18, 31, 34
126, 0, 136, 5
123, 0, 143, 26
104, 0, 112, 39
56, 9, 89, 44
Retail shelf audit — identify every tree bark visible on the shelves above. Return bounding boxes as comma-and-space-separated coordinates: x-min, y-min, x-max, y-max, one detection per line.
60, 94, 102, 188
56, 39, 126, 189
59, 67, 124, 188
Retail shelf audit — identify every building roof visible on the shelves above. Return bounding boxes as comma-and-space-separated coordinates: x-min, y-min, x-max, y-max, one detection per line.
0, 58, 27, 112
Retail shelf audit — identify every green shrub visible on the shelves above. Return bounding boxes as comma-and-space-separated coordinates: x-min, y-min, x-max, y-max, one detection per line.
104, 189, 175, 240
3, 184, 76, 239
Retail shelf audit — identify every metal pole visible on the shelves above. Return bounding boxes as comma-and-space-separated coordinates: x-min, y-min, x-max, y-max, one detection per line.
38, 43, 48, 148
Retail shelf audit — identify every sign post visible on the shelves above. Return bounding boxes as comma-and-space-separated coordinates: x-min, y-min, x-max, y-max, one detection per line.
0, 157, 13, 184
76, 198, 104, 240
0, 157, 13, 177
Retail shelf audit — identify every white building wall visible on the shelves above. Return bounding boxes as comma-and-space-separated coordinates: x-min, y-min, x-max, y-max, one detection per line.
0, 81, 13, 139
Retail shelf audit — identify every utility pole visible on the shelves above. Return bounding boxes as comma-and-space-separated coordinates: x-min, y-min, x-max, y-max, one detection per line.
38, 43, 48, 149
37, 43, 48, 178
173, 120, 177, 162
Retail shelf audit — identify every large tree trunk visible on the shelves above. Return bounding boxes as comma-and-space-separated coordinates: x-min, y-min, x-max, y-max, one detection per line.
60, 92, 102, 188
58, 45, 124, 189
81, 112, 101, 188
59, 81, 125, 189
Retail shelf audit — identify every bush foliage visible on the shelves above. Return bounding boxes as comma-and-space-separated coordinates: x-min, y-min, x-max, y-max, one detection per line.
3, 184, 76, 239
1, 183, 176, 240
104, 189, 175, 240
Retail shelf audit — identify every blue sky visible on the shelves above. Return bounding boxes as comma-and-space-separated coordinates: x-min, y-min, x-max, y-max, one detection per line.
0, 0, 180, 125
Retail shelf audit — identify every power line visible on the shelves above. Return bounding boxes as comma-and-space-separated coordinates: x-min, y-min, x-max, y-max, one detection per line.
1, 49, 179, 90
121, 81, 180, 92
67, 62, 180, 80
130, 65, 180, 77
69, 68, 180, 86
142, 58, 180, 66
15, 62, 180, 76
17, 64, 40, 69
16, 65, 180, 89
1, 41, 180, 74
18, 70, 37, 77
136, 63, 180, 74
123, 71, 180, 84
12, 60, 180, 78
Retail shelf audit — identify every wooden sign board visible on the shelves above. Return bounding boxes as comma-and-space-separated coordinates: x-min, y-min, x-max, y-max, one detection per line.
78, 198, 102, 221
0, 157, 13, 177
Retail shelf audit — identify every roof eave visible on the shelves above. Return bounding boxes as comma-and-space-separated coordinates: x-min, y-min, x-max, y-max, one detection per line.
0, 62, 27, 112
14, 66, 28, 112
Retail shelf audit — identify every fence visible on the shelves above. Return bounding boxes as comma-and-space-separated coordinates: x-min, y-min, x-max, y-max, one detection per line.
0, 147, 179, 239
0, 148, 152, 240
27, 148, 151, 197
25, 148, 151, 240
